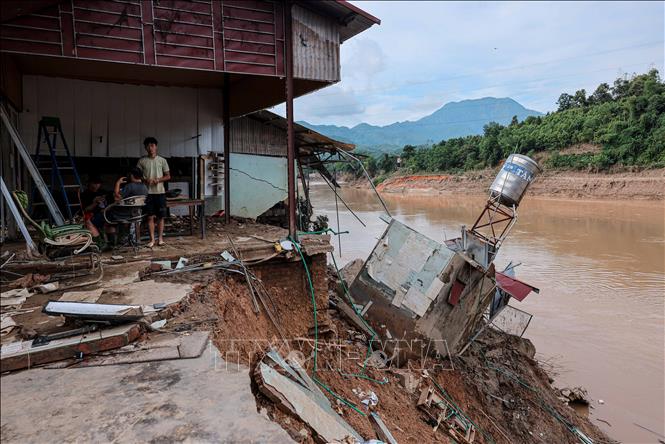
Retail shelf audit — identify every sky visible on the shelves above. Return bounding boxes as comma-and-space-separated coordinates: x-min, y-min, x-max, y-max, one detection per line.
273, 1, 664, 128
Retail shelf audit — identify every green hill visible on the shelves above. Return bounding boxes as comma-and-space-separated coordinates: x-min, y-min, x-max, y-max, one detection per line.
344, 70, 664, 178
299, 97, 542, 153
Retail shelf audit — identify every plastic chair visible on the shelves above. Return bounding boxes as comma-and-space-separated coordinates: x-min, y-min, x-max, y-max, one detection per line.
103, 195, 147, 248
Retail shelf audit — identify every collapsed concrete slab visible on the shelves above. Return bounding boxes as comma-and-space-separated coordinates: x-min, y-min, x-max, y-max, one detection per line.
350, 219, 496, 359
254, 349, 361, 443
1, 343, 293, 443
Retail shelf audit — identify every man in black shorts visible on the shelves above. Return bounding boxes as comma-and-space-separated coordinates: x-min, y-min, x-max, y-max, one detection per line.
137, 137, 170, 248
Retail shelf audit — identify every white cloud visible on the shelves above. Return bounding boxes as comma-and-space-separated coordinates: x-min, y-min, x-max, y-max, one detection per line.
293, 1, 664, 127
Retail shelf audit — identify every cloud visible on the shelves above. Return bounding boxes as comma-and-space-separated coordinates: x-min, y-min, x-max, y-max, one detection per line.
342, 38, 387, 86
271, 85, 366, 126
294, 1, 664, 127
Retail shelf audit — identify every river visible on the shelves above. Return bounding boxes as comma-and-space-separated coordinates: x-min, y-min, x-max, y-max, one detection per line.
309, 182, 665, 443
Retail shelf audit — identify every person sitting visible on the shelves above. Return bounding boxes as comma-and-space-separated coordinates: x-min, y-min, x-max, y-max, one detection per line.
105, 168, 149, 246
80, 175, 109, 250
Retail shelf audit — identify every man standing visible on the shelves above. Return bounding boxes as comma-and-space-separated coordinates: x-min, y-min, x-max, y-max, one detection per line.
137, 137, 170, 248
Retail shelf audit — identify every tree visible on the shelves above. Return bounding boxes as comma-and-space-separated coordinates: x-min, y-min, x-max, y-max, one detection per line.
402, 144, 416, 160
509, 115, 519, 127
364, 156, 378, 176
573, 89, 588, 107
379, 153, 396, 173
588, 83, 612, 105
612, 76, 630, 99
557, 93, 575, 111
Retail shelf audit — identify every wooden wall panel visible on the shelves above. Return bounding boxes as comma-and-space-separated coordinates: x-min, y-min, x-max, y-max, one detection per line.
73, 79, 92, 157
2, 0, 288, 77
20, 75, 228, 158
90, 84, 108, 157
19, 76, 39, 152
124, 92, 142, 158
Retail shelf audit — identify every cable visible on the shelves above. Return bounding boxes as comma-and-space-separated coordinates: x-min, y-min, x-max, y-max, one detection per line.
289, 236, 367, 416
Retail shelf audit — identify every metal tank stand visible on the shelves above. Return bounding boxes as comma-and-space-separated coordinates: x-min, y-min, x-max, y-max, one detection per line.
469, 193, 518, 250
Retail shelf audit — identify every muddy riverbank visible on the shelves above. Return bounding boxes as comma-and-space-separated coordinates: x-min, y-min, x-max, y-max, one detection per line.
310, 183, 665, 443
362, 168, 665, 200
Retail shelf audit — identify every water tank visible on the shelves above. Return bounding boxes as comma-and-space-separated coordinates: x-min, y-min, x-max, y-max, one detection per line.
489, 154, 542, 207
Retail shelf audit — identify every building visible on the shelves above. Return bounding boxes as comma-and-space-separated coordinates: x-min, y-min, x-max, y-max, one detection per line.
0, 0, 379, 238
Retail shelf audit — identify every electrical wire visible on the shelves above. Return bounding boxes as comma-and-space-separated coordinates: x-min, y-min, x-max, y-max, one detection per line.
289, 236, 367, 417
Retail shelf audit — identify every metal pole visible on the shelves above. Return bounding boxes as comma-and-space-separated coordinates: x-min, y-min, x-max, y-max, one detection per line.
0, 106, 65, 226
285, 0, 297, 239
1, 177, 38, 254
319, 172, 366, 227
223, 73, 231, 224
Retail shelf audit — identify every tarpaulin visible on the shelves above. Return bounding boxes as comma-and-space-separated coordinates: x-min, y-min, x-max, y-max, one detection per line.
495, 272, 540, 302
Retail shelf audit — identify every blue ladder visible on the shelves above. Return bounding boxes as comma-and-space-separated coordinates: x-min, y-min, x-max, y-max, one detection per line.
33, 117, 82, 220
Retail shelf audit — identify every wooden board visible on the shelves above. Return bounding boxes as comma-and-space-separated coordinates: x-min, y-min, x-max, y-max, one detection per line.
0, 323, 141, 372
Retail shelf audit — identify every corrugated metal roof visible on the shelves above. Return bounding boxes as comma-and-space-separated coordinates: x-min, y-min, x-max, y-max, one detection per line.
292, 5, 340, 82
302, 0, 380, 42
239, 110, 355, 156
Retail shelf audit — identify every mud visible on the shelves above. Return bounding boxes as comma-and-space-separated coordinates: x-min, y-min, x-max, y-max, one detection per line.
160, 263, 612, 444
370, 168, 665, 200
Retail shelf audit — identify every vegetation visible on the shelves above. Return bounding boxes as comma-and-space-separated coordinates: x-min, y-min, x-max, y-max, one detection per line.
339, 70, 665, 180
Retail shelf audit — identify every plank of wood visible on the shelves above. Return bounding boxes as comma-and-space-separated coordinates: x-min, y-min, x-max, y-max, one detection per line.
0, 324, 141, 372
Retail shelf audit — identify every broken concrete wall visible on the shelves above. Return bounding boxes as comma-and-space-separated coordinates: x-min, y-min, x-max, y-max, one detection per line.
416, 254, 495, 355
350, 220, 495, 358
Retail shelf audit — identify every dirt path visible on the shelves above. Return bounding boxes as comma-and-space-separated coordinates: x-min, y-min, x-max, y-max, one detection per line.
371, 169, 665, 200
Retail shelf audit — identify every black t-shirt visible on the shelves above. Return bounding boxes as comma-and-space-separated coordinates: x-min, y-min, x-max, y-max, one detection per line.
81, 189, 109, 214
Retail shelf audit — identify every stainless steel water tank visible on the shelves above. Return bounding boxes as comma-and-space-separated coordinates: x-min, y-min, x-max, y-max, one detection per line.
489, 154, 542, 207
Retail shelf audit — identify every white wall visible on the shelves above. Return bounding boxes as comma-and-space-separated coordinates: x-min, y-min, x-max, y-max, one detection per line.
204, 153, 289, 219
20, 76, 224, 158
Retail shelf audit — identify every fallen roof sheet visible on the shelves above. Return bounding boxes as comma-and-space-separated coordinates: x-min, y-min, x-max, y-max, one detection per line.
495, 272, 540, 302
73, 331, 210, 367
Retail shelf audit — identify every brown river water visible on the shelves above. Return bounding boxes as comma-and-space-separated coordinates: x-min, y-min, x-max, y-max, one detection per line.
309, 182, 664, 443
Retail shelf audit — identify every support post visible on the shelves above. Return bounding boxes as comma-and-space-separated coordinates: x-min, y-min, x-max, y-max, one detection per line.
223, 73, 230, 224
285, 1, 297, 239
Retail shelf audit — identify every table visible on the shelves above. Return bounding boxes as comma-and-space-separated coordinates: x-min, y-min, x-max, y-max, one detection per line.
166, 198, 206, 239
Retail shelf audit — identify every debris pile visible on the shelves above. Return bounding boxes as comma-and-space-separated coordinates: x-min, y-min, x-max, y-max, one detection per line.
0, 253, 199, 373
0, 179, 614, 444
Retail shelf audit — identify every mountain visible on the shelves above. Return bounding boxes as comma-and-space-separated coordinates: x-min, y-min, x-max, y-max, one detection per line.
298, 97, 543, 153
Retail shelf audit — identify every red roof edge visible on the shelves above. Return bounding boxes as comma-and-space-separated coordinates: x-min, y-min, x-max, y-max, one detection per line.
335, 0, 381, 24
495, 272, 540, 302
